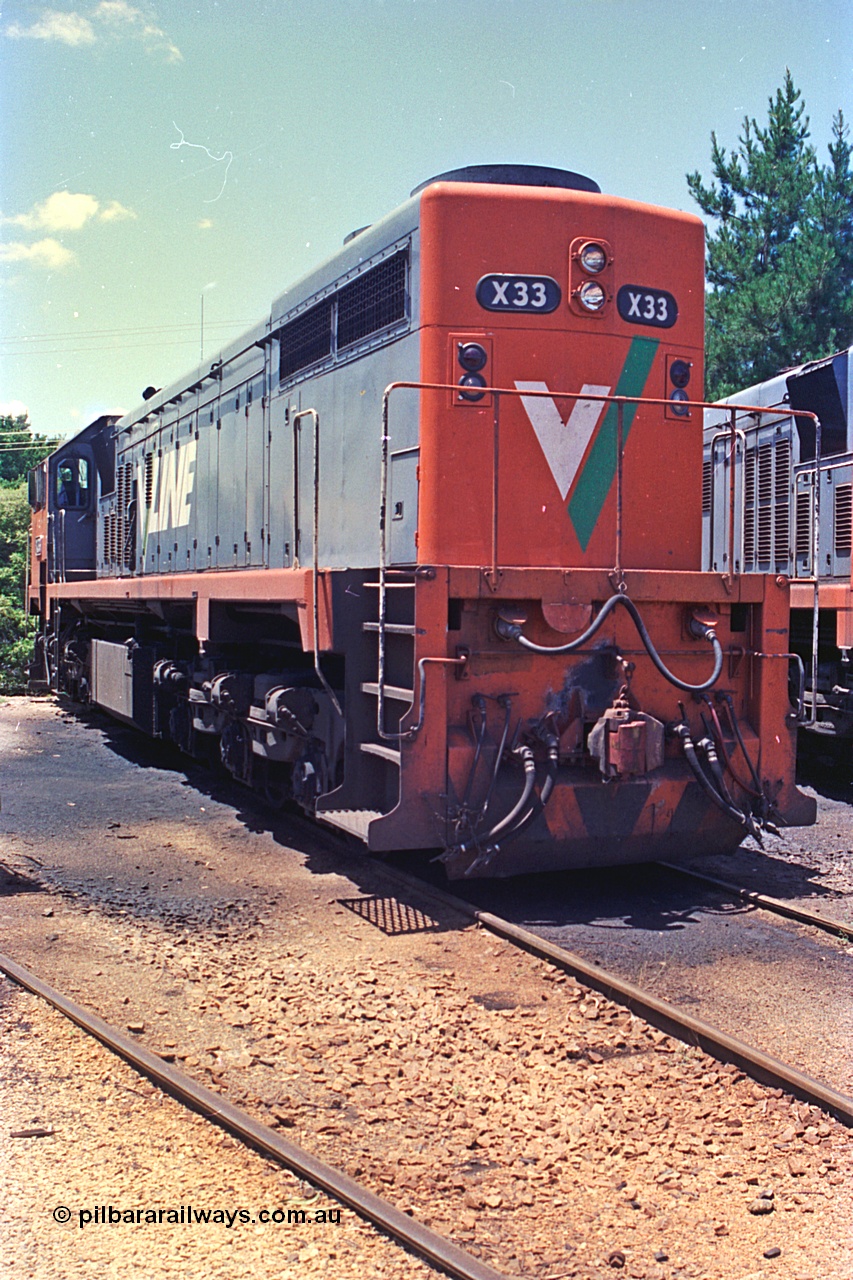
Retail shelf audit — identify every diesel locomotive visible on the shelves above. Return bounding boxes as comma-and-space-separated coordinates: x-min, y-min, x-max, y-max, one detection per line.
28, 165, 815, 877
704, 345, 853, 750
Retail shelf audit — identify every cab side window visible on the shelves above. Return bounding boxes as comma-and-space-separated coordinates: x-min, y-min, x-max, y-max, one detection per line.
56, 457, 90, 508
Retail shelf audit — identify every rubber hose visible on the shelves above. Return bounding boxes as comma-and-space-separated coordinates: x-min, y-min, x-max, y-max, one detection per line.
675, 723, 748, 828
481, 744, 537, 843
506, 593, 723, 694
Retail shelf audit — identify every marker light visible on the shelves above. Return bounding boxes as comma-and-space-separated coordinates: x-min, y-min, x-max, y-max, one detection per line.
458, 373, 487, 401
579, 242, 607, 274
458, 342, 488, 372
669, 359, 692, 388
578, 281, 606, 312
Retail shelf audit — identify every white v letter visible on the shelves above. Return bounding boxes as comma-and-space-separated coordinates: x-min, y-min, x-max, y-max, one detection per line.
515, 382, 611, 500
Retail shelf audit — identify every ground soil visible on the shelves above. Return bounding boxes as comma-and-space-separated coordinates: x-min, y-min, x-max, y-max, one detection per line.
1, 696, 851, 1280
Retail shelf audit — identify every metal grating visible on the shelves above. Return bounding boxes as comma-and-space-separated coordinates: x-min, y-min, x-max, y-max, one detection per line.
279, 297, 333, 381
795, 490, 812, 560
144, 453, 154, 508
337, 251, 408, 349
702, 458, 712, 513
743, 450, 756, 562
121, 462, 134, 568
773, 439, 791, 567
835, 483, 852, 555
757, 505, 772, 562
757, 444, 773, 504
742, 440, 791, 568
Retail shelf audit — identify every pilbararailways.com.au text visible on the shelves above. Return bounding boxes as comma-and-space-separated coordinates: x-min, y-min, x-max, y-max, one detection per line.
53, 1204, 342, 1229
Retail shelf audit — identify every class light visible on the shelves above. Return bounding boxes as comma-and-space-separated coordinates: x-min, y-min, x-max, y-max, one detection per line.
458, 373, 487, 401
579, 242, 607, 274
669, 388, 690, 416
669, 359, 692, 388
578, 281, 606, 312
457, 342, 488, 372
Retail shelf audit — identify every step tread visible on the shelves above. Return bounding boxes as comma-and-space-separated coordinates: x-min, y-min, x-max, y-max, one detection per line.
360, 681, 414, 702
362, 622, 417, 635
360, 742, 402, 764
317, 808, 383, 839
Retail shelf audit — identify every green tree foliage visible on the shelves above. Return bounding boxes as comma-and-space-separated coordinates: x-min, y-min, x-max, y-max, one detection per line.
0, 414, 56, 693
0, 413, 55, 482
0, 483, 34, 693
687, 71, 853, 400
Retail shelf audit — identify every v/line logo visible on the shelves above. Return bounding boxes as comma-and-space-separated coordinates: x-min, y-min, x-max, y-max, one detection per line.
140, 440, 197, 537
515, 337, 659, 551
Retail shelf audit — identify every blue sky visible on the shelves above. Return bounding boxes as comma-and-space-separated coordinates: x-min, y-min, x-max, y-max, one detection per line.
1, 0, 850, 438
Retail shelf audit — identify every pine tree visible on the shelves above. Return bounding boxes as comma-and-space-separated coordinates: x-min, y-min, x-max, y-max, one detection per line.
687, 72, 853, 400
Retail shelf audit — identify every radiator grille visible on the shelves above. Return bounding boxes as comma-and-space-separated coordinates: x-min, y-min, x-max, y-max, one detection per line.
774, 439, 791, 564
743, 450, 756, 562
795, 490, 812, 560
702, 458, 712, 513
742, 439, 790, 568
835, 483, 852, 555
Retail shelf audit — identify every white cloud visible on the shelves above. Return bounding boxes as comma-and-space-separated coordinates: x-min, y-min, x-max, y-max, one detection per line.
98, 199, 136, 223
0, 238, 77, 269
4, 3, 181, 62
5, 10, 96, 46
0, 400, 31, 419
5, 191, 137, 232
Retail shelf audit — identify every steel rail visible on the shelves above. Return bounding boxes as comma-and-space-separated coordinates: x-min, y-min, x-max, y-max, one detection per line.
0, 950, 510, 1280
370, 863, 853, 1128
656, 861, 853, 940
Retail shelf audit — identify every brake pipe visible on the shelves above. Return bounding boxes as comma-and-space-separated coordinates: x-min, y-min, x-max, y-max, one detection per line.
479, 744, 538, 844
496, 593, 723, 695
720, 692, 764, 798
490, 733, 560, 847
700, 696, 762, 800
674, 721, 755, 835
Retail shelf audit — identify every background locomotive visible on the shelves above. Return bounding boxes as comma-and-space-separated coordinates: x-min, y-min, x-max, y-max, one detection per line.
703, 346, 853, 749
28, 165, 814, 877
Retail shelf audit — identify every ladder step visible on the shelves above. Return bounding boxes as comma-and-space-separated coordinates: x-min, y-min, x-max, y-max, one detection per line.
317, 809, 382, 839
362, 582, 415, 589
360, 742, 402, 765
360, 682, 414, 702
362, 622, 417, 635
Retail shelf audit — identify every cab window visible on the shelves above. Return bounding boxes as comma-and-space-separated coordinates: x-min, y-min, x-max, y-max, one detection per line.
56, 457, 90, 508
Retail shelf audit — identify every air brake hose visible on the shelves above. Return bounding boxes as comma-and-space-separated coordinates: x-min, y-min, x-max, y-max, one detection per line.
489, 734, 560, 846
481, 744, 538, 844
674, 722, 752, 831
496, 593, 723, 694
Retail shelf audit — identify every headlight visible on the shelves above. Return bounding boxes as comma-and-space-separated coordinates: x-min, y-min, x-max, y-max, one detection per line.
579, 242, 607, 274
578, 281, 606, 312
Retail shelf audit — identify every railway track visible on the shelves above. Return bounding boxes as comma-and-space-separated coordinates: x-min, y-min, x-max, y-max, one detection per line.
377, 863, 853, 1128
0, 950, 509, 1280
4, 697, 853, 1280
656, 862, 853, 940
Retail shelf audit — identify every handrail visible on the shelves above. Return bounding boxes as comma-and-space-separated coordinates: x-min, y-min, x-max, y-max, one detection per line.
379, 381, 821, 739
291, 408, 342, 719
